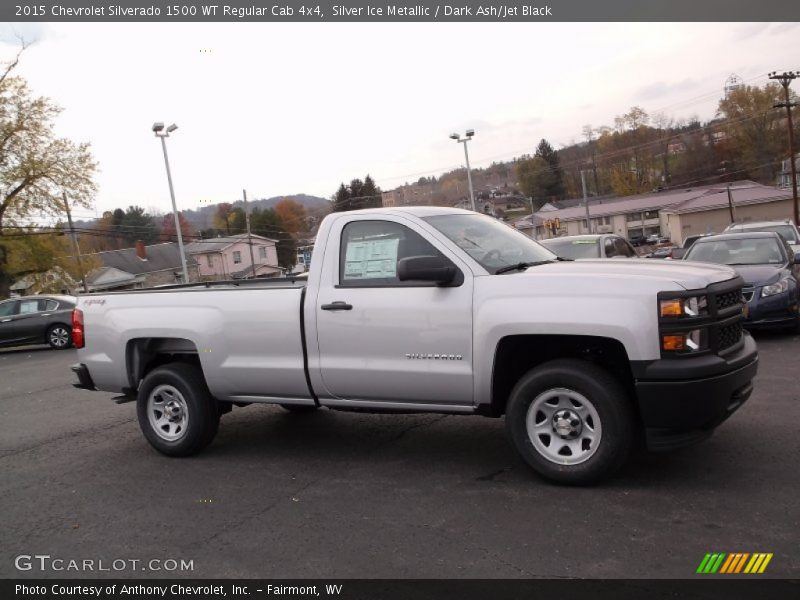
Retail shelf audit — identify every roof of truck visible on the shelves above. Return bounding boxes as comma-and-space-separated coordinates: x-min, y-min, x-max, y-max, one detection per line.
341, 206, 476, 218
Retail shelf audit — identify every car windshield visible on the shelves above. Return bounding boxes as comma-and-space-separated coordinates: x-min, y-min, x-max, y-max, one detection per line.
424, 214, 556, 273
685, 237, 786, 265
748, 225, 798, 244
540, 238, 601, 260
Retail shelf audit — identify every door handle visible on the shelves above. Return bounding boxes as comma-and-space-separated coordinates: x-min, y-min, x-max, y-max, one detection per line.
321, 301, 353, 311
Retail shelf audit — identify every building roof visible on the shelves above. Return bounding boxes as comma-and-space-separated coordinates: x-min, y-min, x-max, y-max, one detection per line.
228, 263, 281, 280
87, 266, 143, 287
513, 214, 545, 229
527, 181, 775, 223
662, 185, 793, 214
91, 242, 192, 275
185, 233, 278, 254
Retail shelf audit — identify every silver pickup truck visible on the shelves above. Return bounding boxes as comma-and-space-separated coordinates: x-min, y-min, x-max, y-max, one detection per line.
72, 207, 758, 484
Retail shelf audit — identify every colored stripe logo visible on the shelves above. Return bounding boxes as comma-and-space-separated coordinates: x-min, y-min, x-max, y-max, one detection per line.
697, 552, 773, 574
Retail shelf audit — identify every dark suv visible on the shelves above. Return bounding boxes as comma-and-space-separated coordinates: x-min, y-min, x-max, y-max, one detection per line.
0, 295, 77, 349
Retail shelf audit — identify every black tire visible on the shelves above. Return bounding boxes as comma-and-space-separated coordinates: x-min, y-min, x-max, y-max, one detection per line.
46, 324, 72, 349
279, 404, 318, 413
136, 363, 220, 457
505, 358, 635, 485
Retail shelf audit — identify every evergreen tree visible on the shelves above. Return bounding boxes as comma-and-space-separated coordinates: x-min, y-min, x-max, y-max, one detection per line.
120, 206, 159, 246
534, 139, 566, 200
332, 175, 382, 212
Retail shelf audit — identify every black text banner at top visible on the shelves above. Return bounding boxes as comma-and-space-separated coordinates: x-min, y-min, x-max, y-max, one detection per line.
5, 0, 800, 22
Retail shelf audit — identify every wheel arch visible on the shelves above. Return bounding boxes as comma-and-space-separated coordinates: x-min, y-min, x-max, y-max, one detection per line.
488, 334, 638, 419
126, 337, 202, 391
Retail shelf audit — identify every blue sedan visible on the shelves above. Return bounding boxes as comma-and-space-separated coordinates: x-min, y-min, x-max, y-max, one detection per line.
683, 231, 800, 332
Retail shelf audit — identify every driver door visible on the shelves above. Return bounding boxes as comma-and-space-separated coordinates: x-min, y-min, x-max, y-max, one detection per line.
313, 216, 474, 407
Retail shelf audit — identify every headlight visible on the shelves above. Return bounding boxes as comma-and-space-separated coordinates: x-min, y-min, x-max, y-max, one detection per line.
660, 296, 707, 317
662, 329, 704, 352
761, 280, 789, 297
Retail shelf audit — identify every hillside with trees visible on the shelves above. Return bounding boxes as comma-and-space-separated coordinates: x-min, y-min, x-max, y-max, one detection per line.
386, 81, 798, 211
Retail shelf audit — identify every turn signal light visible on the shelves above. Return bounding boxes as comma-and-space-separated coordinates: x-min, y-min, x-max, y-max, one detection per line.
662, 334, 686, 351
660, 300, 684, 317
72, 308, 84, 349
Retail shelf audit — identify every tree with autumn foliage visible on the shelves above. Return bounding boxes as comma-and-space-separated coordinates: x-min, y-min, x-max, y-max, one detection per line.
717, 83, 789, 182
5, 227, 100, 293
0, 46, 98, 297
273, 198, 307, 234
159, 212, 196, 243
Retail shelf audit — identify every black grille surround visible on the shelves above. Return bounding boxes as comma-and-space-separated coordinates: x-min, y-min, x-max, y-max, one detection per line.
715, 289, 743, 312
657, 277, 746, 358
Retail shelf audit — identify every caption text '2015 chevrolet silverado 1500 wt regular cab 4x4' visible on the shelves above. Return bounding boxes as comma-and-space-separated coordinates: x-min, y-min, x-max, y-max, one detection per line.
71, 207, 758, 484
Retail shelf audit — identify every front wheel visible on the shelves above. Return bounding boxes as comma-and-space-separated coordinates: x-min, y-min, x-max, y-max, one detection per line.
505, 359, 635, 485
136, 363, 220, 457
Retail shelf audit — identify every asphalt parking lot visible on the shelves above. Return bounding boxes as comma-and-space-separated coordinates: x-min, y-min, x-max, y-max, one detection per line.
0, 331, 798, 580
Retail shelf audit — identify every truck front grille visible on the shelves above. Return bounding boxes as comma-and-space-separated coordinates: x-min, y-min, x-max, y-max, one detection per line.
715, 289, 743, 312
658, 278, 746, 358
718, 321, 743, 351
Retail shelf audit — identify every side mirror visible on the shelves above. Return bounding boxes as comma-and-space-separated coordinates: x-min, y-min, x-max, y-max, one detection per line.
398, 255, 457, 285
671, 248, 687, 260
794, 252, 800, 265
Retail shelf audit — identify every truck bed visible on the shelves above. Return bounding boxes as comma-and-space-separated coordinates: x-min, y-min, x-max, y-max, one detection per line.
77, 279, 311, 403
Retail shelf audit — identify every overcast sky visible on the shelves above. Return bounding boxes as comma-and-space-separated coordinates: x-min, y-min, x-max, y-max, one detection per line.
1, 22, 797, 219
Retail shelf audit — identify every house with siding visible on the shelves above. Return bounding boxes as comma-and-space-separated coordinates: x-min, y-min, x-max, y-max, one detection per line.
185, 233, 280, 280
86, 241, 198, 292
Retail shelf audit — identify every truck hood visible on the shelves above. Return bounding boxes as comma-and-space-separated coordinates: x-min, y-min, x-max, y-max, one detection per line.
515, 258, 737, 290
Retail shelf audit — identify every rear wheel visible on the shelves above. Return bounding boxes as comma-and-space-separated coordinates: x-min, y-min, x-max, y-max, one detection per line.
136, 363, 220, 456
46, 324, 72, 349
505, 359, 635, 485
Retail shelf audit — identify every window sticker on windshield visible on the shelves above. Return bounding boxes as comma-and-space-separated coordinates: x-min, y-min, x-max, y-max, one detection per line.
344, 238, 400, 279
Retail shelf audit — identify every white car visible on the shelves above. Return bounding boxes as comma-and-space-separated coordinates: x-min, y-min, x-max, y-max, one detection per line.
723, 220, 800, 253
539, 234, 638, 260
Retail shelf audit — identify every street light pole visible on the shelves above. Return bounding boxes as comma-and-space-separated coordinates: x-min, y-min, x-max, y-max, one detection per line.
450, 130, 477, 211
153, 122, 189, 283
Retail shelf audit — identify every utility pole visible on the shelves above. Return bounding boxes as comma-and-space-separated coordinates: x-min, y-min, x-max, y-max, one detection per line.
769, 71, 799, 226
243, 189, 256, 278
726, 184, 737, 223
581, 170, 591, 234
63, 192, 88, 293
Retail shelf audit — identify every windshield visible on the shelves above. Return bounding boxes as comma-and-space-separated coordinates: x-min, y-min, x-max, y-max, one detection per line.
540, 238, 601, 260
424, 214, 557, 273
749, 225, 798, 244
685, 237, 787, 265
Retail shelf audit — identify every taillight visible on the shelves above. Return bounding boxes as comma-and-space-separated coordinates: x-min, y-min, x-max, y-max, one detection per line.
72, 308, 84, 349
